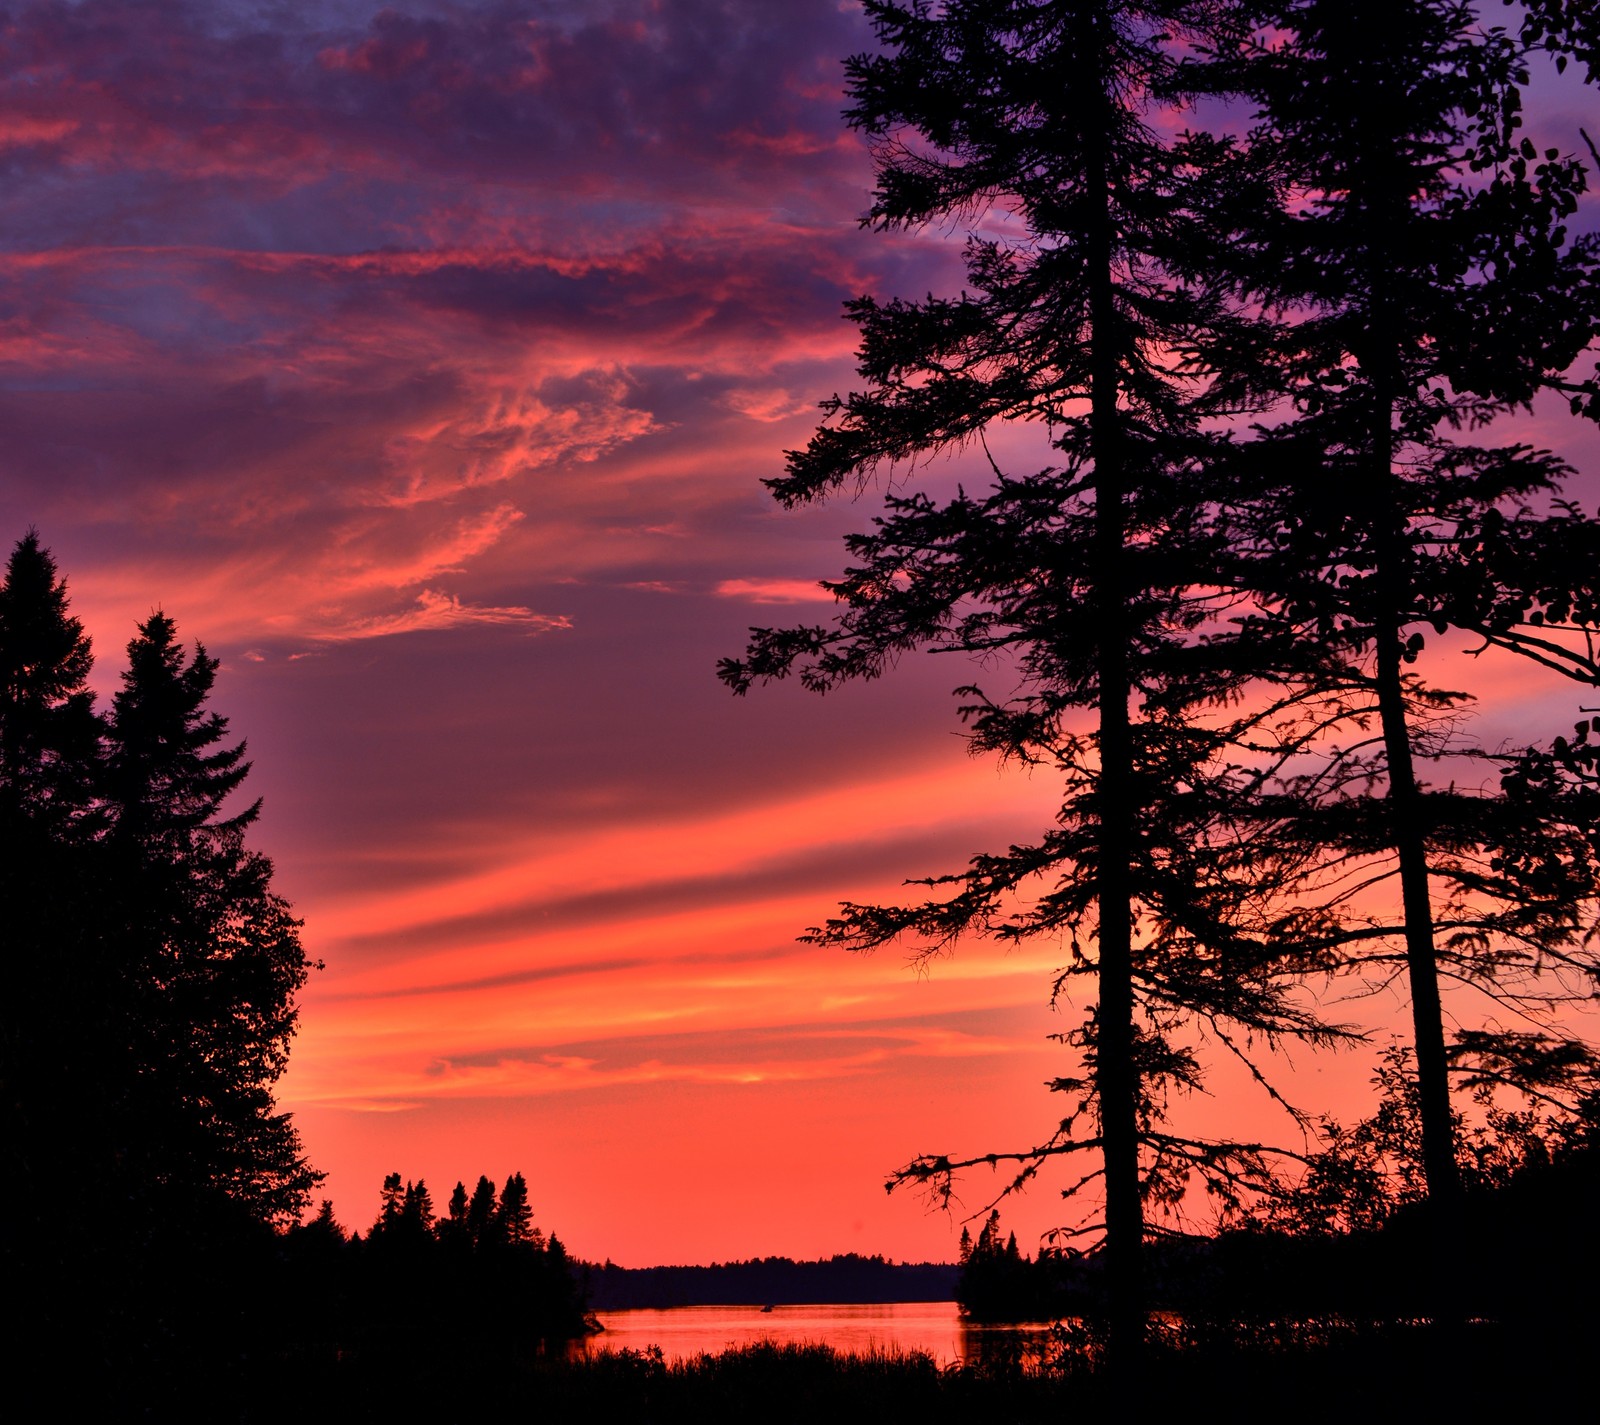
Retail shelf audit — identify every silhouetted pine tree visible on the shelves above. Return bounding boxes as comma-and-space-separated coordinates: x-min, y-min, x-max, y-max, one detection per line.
403, 1178, 435, 1234
1190, 0, 1600, 1303
467, 1173, 499, 1248
379, 1172, 405, 1227
305, 1198, 346, 1245
0, 531, 101, 832
439, 1179, 472, 1250
721, 0, 1343, 1360
105, 612, 319, 1224
496, 1170, 538, 1248
0, 533, 108, 1252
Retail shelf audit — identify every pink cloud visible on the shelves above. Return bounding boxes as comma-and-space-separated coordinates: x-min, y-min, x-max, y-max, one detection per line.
312, 588, 571, 643
715, 577, 836, 604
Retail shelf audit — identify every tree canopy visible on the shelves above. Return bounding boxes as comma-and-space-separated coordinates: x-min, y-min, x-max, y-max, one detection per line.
725, 0, 1348, 1355
725, 0, 1600, 1353
0, 533, 319, 1234
1194, 0, 1600, 1299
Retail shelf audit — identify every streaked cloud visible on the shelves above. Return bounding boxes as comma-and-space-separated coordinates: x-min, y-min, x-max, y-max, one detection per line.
311, 588, 571, 642
295, 1016, 1033, 1112
715, 577, 836, 604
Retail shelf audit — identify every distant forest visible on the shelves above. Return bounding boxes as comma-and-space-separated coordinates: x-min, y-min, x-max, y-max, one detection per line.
584, 1254, 959, 1310
280, 1171, 592, 1349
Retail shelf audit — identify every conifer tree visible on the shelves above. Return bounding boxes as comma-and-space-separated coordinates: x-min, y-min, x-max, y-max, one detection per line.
104, 612, 319, 1224
306, 1198, 346, 1244
0, 531, 101, 833
439, 1180, 472, 1249
403, 1178, 435, 1234
496, 1171, 537, 1248
107, 613, 254, 851
467, 1174, 499, 1248
1193, 0, 1600, 1292
373, 1171, 405, 1237
0, 533, 107, 1219
722, 0, 1338, 1356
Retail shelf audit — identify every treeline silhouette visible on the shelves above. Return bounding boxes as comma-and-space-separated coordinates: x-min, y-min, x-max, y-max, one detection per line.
0, 533, 591, 1399
958, 1071, 1600, 1325
583, 1252, 958, 1310
282, 1172, 591, 1363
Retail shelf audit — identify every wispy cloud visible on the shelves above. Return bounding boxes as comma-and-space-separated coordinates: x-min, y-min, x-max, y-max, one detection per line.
715, 577, 835, 604
290, 1016, 1034, 1111
311, 589, 571, 642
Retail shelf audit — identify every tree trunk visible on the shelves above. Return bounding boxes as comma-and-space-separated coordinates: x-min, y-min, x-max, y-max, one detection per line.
1365, 247, 1460, 1318
1082, 18, 1144, 1363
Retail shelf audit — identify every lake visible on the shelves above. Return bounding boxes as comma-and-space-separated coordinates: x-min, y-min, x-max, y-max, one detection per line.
581, 1302, 1056, 1368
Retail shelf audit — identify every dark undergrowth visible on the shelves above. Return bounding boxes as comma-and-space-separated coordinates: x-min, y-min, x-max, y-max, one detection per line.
52, 1315, 1593, 1423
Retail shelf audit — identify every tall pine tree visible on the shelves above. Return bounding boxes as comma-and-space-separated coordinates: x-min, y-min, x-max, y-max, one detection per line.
722, 0, 1339, 1356
0, 533, 108, 1231
105, 612, 319, 1225
0, 531, 100, 832
1194, 0, 1600, 1300
2, 553, 319, 1242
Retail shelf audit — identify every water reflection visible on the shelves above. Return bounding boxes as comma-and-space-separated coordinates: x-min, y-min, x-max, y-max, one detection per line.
580, 1302, 1056, 1368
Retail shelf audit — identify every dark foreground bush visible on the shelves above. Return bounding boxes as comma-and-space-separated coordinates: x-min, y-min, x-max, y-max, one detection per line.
65, 1316, 1596, 1423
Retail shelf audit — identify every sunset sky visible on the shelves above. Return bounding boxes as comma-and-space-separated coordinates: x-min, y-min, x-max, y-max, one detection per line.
3, 0, 1596, 1266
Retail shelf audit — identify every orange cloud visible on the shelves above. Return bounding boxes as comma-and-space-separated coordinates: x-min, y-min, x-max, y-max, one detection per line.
715, 577, 835, 604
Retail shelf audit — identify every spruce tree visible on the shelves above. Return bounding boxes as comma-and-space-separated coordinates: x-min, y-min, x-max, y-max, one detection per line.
104, 612, 319, 1224
439, 1180, 472, 1250
1196, 0, 1600, 1300
0, 530, 101, 832
721, 0, 1338, 1356
496, 1171, 538, 1248
107, 612, 253, 851
372, 1171, 406, 1237
103, 607, 318, 1221
0, 533, 107, 1226
467, 1174, 499, 1248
